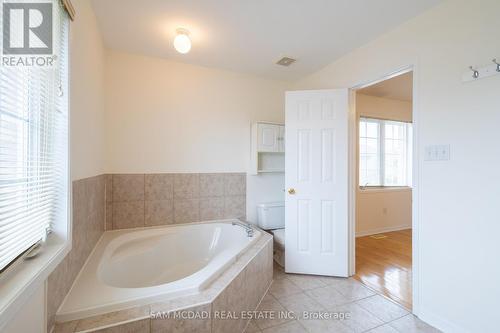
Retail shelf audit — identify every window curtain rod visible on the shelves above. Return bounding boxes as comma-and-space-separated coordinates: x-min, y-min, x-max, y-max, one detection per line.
61, 0, 75, 20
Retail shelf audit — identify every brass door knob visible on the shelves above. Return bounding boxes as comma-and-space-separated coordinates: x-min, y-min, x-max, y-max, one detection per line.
288, 188, 296, 195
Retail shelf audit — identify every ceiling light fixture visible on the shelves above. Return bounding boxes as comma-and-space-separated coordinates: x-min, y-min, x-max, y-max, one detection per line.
174, 28, 191, 54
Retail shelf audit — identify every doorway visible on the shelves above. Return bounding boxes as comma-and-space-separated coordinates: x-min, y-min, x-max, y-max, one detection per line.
351, 71, 414, 310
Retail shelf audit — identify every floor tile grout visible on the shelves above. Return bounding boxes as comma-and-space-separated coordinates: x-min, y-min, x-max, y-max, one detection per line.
268, 268, 418, 333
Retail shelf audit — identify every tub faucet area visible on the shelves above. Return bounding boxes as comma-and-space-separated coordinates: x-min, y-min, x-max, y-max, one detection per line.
232, 219, 255, 237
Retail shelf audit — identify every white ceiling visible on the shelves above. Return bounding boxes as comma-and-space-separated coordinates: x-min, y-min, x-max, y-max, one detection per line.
91, 0, 441, 81
358, 72, 413, 101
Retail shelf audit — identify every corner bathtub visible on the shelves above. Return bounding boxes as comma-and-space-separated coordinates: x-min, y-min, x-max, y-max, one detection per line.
56, 220, 261, 322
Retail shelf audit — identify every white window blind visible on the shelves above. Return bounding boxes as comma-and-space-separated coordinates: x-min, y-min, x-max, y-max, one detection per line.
359, 118, 412, 187
0, 1, 69, 272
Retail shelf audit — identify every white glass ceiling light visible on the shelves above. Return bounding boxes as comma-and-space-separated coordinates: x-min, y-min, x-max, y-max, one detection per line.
174, 28, 191, 54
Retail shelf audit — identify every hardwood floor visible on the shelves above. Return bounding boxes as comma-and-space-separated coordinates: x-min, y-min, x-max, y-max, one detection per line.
354, 229, 412, 310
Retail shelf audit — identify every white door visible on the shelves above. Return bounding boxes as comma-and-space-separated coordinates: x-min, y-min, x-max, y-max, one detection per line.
258, 123, 280, 152
285, 89, 349, 277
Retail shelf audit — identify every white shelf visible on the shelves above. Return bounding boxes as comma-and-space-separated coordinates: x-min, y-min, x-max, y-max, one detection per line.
257, 169, 285, 173
250, 122, 285, 175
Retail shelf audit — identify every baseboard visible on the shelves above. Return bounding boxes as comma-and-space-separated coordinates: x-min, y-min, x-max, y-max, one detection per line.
356, 225, 411, 237
418, 308, 470, 333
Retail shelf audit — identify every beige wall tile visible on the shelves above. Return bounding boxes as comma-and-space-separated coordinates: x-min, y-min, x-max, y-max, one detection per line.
113, 174, 145, 202
151, 304, 211, 333
113, 201, 145, 229
200, 197, 225, 221
212, 268, 249, 333
72, 178, 87, 225
224, 195, 246, 219
145, 174, 174, 201
74, 306, 150, 332
91, 319, 150, 333
85, 176, 99, 214
173, 174, 199, 199
54, 320, 79, 333
48, 175, 106, 332
244, 239, 274, 311
47, 256, 71, 330
174, 199, 200, 223
145, 200, 174, 226
200, 173, 225, 197
224, 173, 246, 196
105, 202, 113, 231
105, 174, 113, 202
109, 172, 246, 227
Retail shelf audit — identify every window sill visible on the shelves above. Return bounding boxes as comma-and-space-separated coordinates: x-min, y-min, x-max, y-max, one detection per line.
0, 234, 70, 331
358, 186, 412, 193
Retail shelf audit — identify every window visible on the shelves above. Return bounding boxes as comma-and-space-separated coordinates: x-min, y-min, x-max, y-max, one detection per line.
0, 2, 69, 272
359, 118, 412, 187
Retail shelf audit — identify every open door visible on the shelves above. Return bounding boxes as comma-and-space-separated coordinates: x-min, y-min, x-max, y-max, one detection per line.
285, 89, 349, 277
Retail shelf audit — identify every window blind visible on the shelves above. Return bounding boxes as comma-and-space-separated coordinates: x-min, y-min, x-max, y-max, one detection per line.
0, 1, 69, 272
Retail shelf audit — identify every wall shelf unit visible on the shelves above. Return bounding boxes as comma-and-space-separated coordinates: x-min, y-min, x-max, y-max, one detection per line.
250, 122, 285, 174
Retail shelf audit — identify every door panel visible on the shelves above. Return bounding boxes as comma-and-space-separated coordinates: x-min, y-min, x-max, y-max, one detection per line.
285, 89, 349, 277
258, 123, 280, 152
278, 125, 286, 152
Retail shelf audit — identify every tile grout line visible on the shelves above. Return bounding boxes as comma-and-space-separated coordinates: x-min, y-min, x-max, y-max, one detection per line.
272, 269, 412, 333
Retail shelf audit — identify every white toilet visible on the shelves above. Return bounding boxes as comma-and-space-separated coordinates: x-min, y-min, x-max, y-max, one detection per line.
257, 202, 285, 267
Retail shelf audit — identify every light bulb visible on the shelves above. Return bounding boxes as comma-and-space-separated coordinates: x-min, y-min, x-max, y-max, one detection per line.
174, 30, 191, 54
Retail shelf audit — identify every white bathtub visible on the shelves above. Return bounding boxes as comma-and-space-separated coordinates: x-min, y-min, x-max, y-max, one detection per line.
56, 220, 261, 322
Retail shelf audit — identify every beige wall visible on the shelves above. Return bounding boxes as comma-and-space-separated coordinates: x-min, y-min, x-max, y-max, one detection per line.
356, 94, 412, 236
356, 188, 412, 236
70, 0, 106, 181
294, 0, 500, 331
104, 50, 289, 173
104, 50, 289, 223
356, 93, 412, 122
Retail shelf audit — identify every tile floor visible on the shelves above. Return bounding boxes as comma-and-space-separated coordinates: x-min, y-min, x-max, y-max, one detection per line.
245, 263, 440, 333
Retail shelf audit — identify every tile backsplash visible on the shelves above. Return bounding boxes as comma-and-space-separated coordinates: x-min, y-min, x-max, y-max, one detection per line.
46, 172, 246, 331
47, 175, 105, 331
107, 173, 246, 230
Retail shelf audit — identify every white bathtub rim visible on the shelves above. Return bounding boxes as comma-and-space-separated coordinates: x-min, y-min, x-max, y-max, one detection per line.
56, 220, 262, 322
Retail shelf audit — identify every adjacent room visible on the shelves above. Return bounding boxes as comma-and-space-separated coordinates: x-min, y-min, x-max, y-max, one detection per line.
0, 1, 499, 333
355, 72, 414, 310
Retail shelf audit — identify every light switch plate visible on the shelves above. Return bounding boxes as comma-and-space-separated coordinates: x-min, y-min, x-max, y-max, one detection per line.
425, 145, 450, 161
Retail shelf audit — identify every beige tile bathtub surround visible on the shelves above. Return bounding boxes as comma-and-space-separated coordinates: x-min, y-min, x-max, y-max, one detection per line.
47, 175, 106, 332
107, 173, 247, 229
47, 172, 246, 332
53, 231, 273, 333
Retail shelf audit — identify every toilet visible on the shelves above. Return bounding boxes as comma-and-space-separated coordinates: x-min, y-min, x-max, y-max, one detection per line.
257, 202, 285, 267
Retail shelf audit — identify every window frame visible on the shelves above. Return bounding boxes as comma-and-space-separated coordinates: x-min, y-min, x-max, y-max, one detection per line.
0, 2, 71, 328
359, 117, 413, 189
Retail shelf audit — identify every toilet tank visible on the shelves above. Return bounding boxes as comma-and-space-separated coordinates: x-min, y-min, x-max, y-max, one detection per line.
257, 202, 285, 230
